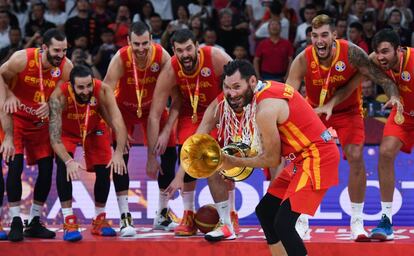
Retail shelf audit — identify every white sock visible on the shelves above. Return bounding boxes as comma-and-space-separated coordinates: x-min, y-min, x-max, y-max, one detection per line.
9, 206, 20, 218
117, 195, 129, 215
95, 206, 105, 217
351, 202, 364, 218
381, 201, 393, 223
215, 200, 231, 226
29, 204, 42, 223
228, 190, 235, 212
158, 191, 169, 213
61, 208, 73, 220
182, 191, 195, 212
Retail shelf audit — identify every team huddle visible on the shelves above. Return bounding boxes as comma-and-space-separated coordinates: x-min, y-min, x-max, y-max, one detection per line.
0, 14, 412, 256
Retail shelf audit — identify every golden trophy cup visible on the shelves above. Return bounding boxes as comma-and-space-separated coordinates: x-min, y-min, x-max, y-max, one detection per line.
180, 134, 256, 181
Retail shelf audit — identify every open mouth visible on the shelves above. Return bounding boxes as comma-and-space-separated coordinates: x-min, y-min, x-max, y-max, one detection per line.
229, 97, 243, 107
379, 60, 388, 68
316, 45, 327, 56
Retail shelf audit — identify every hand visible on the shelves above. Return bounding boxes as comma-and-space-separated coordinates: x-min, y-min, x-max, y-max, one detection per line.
154, 131, 169, 155
146, 154, 163, 179
383, 96, 403, 114
314, 102, 334, 121
107, 151, 127, 175
66, 160, 84, 182
0, 137, 15, 163
3, 94, 20, 114
35, 102, 49, 119
218, 153, 233, 171
164, 175, 184, 198
166, 24, 176, 34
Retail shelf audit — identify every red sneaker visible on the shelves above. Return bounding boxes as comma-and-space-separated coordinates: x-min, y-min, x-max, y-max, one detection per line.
174, 210, 197, 236
91, 213, 116, 236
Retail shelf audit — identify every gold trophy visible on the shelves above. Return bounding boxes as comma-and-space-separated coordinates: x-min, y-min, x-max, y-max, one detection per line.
180, 134, 256, 181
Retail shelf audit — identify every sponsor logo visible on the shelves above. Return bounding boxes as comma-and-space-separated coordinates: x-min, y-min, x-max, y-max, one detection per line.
401, 71, 411, 82
200, 67, 211, 77
19, 103, 37, 116
89, 96, 97, 106
50, 68, 61, 77
335, 61, 346, 72
150, 63, 160, 72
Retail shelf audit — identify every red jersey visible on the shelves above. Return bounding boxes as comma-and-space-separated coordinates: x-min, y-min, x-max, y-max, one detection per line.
256, 81, 338, 189
11, 48, 66, 123
60, 79, 103, 139
115, 43, 163, 121
304, 39, 361, 113
386, 47, 414, 116
171, 46, 222, 117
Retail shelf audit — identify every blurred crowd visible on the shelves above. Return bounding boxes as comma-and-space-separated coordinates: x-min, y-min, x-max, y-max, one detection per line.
1, 0, 412, 115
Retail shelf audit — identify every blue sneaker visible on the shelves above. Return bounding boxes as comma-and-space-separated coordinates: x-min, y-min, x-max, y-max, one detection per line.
370, 214, 394, 241
63, 215, 82, 242
0, 223, 7, 240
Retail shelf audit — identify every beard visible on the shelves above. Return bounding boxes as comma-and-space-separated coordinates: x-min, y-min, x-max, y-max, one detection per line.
226, 87, 254, 113
179, 52, 197, 72
46, 51, 63, 67
73, 90, 92, 104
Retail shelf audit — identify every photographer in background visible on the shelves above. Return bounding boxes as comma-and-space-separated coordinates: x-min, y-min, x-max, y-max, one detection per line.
93, 28, 118, 78
108, 5, 131, 48
71, 47, 101, 79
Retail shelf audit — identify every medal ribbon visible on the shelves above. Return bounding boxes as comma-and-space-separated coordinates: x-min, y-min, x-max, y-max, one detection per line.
131, 47, 147, 118
186, 75, 200, 121
317, 45, 336, 107
387, 50, 405, 124
69, 82, 92, 149
38, 48, 46, 103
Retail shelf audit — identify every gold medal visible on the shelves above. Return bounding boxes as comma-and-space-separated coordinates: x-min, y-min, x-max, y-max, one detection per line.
394, 112, 405, 125
137, 107, 142, 118
191, 114, 198, 124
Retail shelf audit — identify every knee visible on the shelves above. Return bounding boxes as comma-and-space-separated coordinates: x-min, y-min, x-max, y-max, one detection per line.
273, 215, 290, 234
345, 146, 364, 163
379, 144, 398, 161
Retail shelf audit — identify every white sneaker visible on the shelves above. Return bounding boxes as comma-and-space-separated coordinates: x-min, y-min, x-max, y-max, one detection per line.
295, 215, 311, 240
350, 216, 369, 242
204, 222, 236, 241
153, 208, 179, 231
120, 212, 136, 237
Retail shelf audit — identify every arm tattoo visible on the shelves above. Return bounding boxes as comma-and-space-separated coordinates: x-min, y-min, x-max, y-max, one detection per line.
49, 97, 63, 145
348, 44, 400, 98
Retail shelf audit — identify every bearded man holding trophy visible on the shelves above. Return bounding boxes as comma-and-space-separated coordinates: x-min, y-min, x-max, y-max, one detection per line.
172, 60, 340, 256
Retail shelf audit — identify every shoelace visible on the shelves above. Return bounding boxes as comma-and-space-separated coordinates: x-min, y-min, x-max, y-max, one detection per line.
377, 216, 392, 229
121, 216, 133, 228
213, 221, 225, 231
64, 222, 80, 232
179, 212, 193, 226
26, 218, 48, 229
93, 218, 111, 229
